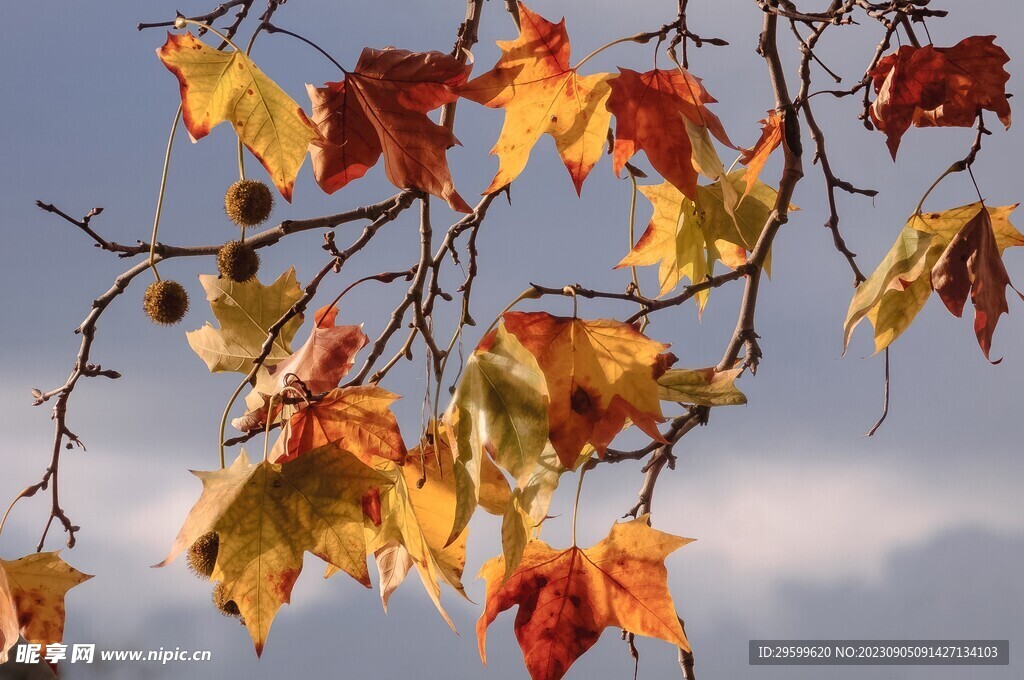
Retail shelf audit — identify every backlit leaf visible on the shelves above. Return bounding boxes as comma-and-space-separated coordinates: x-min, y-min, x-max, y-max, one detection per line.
459, 2, 613, 194
157, 447, 388, 655
0, 553, 91, 663
308, 48, 471, 211
502, 312, 672, 468
608, 67, 733, 199
658, 367, 747, 406
869, 36, 1011, 158
157, 32, 316, 200
187, 268, 304, 375
478, 516, 693, 680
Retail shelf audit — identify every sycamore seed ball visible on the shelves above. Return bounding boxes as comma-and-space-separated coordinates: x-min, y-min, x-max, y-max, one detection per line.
186, 532, 219, 579
143, 280, 189, 325
212, 582, 242, 619
224, 179, 274, 227
217, 241, 261, 283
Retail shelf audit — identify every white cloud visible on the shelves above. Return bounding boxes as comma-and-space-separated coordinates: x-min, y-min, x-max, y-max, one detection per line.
585, 441, 1024, 589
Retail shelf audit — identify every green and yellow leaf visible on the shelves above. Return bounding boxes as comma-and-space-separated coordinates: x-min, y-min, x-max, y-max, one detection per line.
157, 32, 316, 200
157, 446, 388, 656
658, 366, 747, 406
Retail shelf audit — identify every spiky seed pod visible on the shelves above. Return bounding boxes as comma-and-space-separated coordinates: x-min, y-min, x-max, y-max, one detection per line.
224, 179, 274, 227
212, 582, 242, 619
143, 280, 189, 325
186, 532, 219, 579
217, 240, 261, 283
212, 584, 240, 617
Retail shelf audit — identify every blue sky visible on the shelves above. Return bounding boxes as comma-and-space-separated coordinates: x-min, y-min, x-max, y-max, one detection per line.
1, 1, 1022, 679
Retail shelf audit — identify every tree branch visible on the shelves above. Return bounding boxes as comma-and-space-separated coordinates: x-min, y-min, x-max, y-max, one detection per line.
717, 2, 804, 374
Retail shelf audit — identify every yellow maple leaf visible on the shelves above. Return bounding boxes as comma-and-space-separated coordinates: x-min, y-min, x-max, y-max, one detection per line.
361, 433, 469, 630
459, 2, 613, 194
187, 267, 304, 375
157, 31, 316, 201
478, 516, 693, 680
502, 311, 672, 468
0, 568, 16, 663
618, 172, 778, 310
157, 446, 388, 656
845, 203, 1022, 353
658, 366, 747, 406
0, 552, 92, 663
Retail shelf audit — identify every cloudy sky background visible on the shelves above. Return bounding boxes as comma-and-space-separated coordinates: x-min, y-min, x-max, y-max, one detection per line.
1, 0, 1022, 678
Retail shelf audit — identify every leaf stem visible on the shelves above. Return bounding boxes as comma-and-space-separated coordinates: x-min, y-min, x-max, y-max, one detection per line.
261, 23, 346, 73
219, 378, 249, 468
625, 172, 650, 333
913, 114, 988, 215
571, 465, 587, 547
148, 103, 183, 282
482, 287, 541, 336
573, 29, 668, 71
0, 491, 29, 545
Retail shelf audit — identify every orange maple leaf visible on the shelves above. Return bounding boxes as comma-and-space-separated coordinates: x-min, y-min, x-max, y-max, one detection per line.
607, 67, 734, 198
478, 516, 693, 680
502, 311, 672, 468
930, 206, 1021, 362
307, 48, 472, 212
739, 110, 782, 196
459, 2, 614, 195
274, 385, 407, 465
869, 35, 1011, 159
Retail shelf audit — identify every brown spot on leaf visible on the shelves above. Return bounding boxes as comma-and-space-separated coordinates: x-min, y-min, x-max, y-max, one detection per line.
570, 385, 592, 415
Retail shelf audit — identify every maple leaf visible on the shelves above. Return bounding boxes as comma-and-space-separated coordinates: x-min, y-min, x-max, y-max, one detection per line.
502, 311, 672, 468
444, 406, 515, 544
658, 366, 747, 406
273, 385, 407, 465
869, 36, 1011, 159
844, 223, 940, 353
617, 171, 778, 307
449, 326, 549, 541
478, 516, 693, 680
187, 268, 304, 375
459, 2, 614, 194
267, 305, 368, 395
157, 446, 389, 656
0, 569, 16, 664
307, 48, 471, 212
361, 434, 470, 629
607, 67, 733, 198
157, 32, 316, 201
234, 304, 366, 436
931, 207, 1022, 361
500, 490, 533, 582
845, 203, 1022, 354
739, 110, 783, 197
0, 553, 91, 664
